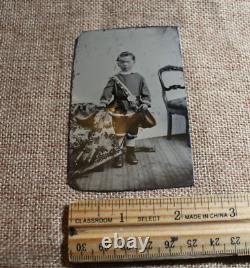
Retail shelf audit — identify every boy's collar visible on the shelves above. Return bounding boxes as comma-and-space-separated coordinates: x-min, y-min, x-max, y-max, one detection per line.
119, 70, 133, 75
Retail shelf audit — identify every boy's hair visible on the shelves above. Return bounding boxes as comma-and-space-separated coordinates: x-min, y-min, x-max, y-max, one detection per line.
116, 51, 136, 62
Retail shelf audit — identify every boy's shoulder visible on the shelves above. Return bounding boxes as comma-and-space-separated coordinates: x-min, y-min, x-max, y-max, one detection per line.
132, 72, 144, 79
120, 72, 145, 81
113, 72, 145, 80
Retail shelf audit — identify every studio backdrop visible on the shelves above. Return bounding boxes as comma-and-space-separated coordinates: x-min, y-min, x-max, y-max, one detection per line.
72, 27, 186, 139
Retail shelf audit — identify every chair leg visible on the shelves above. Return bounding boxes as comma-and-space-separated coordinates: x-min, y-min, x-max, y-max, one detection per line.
167, 112, 172, 139
185, 114, 191, 147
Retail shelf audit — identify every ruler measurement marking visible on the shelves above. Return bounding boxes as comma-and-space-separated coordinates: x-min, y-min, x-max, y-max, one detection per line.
125, 202, 128, 221
233, 193, 237, 211
152, 199, 155, 215
70, 204, 73, 223
169, 246, 172, 255
193, 197, 196, 210
220, 196, 224, 208
166, 198, 169, 210
84, 201, 86, 214
207, 198, 210, 211
97, 203, 100, 217
202, 244, 204, 254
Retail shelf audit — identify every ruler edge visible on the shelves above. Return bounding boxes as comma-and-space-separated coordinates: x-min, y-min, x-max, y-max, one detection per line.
69, 193, 249, 205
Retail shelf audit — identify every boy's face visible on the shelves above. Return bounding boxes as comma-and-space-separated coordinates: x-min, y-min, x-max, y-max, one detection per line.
117, 56, 135, 72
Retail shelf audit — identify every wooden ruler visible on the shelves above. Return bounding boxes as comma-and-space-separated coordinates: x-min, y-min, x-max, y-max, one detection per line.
68, 194, 250, 262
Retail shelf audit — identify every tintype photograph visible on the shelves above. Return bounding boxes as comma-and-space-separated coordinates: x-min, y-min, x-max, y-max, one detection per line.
68, 26, 193, 191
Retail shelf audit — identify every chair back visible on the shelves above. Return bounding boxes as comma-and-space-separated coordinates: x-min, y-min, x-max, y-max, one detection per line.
158, 65, 185, 105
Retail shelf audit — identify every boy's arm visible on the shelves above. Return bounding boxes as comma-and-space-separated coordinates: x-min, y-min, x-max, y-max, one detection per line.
100, 79, 114, 106
140, 77, 151, 107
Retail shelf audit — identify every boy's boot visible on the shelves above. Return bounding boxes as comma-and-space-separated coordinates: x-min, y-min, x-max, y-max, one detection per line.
114, 154, 124, 168
114, 136, 125, 168
125, 146, 138, 165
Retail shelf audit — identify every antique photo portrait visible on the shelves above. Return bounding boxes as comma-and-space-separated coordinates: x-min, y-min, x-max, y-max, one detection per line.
68, 26, 193, 191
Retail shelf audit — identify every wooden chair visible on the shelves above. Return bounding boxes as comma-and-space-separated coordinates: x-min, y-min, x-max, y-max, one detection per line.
158, 65, 190, 146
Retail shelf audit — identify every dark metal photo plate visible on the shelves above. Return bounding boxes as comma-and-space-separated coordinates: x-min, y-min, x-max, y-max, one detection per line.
68, 26, 193, 191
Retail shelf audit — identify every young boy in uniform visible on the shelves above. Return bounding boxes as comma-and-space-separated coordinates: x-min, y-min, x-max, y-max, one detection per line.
99, 51, 151, 167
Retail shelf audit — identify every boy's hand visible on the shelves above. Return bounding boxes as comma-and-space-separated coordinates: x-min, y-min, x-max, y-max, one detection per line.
139, 104, 149, 111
